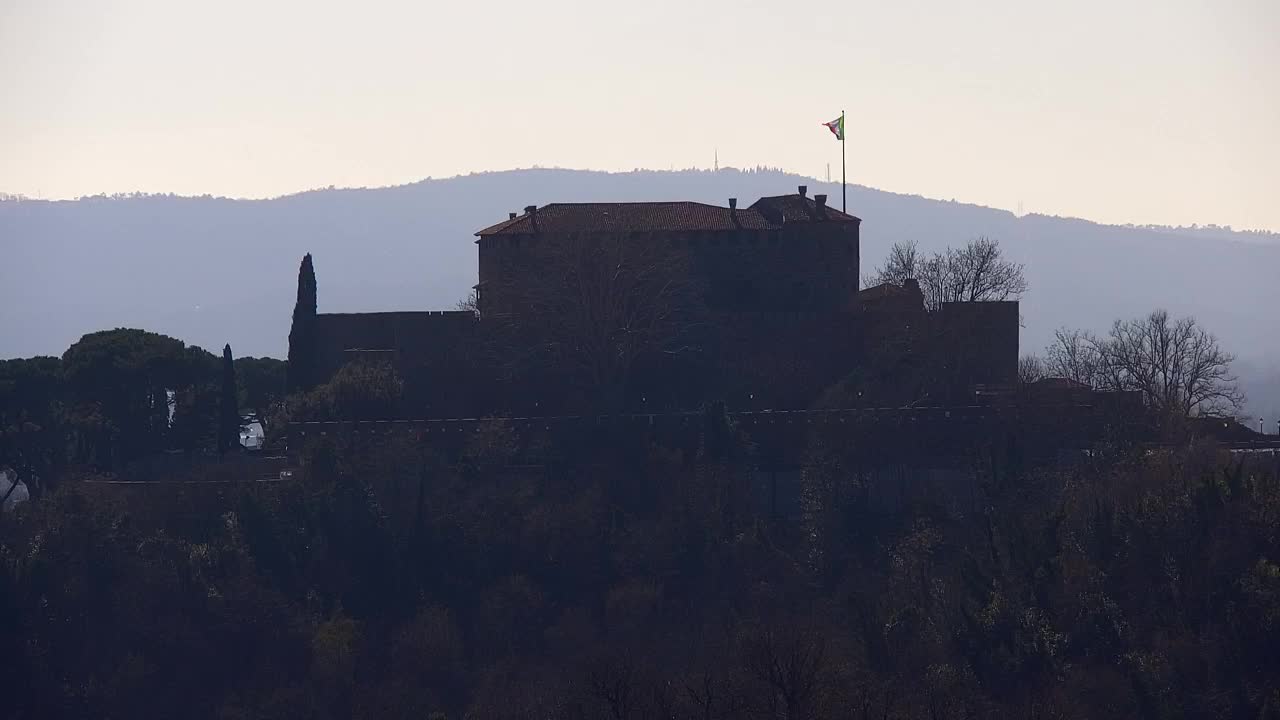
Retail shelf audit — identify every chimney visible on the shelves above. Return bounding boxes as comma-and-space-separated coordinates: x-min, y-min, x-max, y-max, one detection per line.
798, 185, 807, 199
814, 194, 828, 219
728, 198, 737, 210
729, 198, 740, 227
524, 205, 538, 231
508, 212, 517, 220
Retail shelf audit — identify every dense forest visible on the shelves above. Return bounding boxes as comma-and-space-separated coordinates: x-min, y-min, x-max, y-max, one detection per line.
3, 407, 1279, 719
0, 328, 287, 497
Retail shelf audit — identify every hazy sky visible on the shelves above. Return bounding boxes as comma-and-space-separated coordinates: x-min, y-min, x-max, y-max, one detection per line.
2, 0, 1277, 230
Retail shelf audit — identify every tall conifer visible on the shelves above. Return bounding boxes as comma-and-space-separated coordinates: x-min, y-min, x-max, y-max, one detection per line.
287, 253, 318, 393
218, 344, 240, 454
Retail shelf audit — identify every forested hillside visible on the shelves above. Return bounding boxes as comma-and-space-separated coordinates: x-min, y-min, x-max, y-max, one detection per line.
3, 413, 1278, 719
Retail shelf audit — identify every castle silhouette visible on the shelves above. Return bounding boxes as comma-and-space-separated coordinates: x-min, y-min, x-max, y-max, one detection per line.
308, 186, 1020, 416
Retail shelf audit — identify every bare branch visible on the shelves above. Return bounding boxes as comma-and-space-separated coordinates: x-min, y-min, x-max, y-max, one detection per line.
1044, 327, 1104, 387
864, 240, 919, 289
1057, 310, 1243, 417
1018, 354, 1046, 385
870, 237, 1025, 311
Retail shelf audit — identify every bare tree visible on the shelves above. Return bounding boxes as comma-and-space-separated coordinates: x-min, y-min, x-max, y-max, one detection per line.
934, 236, 1028, 305
682, 667, 745, 720
454, 290, 480, 318
916, 250, 957, 312
864, 240, 919, 288
1097, 309, 1243, 417
739, 624, 828, 719
1044, 328, 1105, 387
866, 237, 1027, 310
487, 233, 704, 410
1048, 311, 1242, 417
1018, 354, 1046, 385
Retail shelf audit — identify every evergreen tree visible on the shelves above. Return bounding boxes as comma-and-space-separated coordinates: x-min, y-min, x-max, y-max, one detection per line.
62, 328, 194, 467
287, 253, 318, 393
218, 344, 240, 454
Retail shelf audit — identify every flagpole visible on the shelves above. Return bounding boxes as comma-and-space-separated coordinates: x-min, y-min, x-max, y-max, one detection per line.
841, 109, 846, 214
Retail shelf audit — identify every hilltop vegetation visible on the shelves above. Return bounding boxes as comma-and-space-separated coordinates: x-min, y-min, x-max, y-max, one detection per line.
3, 409, 1279, 719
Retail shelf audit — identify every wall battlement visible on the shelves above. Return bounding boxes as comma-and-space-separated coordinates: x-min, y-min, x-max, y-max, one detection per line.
286, 402, 1127, 469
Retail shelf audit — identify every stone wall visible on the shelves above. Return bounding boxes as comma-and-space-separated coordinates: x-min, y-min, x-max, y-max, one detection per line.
313, 311, 488, 417
938, 301, 1020, 388
477, 221, 859, 320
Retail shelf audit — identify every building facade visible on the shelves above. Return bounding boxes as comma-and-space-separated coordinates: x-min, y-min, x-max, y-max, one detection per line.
474, 187, 860, 318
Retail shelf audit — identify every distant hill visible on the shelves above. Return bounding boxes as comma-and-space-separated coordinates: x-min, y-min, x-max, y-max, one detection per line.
3, 167, 1277, 418
1128, 224, 1280, 246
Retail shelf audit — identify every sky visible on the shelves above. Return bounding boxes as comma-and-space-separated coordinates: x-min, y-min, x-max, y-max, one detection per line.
1, 0, 1277, 231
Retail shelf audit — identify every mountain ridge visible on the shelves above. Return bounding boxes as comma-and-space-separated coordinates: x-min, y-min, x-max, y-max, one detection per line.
8, 170, 1279, 242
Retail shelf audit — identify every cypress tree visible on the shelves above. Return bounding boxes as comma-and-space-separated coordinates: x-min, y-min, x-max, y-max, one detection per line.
218, 344, 240, 454
287, 253, 318, 393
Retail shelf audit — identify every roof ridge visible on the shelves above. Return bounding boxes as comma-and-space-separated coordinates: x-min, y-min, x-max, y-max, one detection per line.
538, 200, 732, 208
475, 194, 861, 236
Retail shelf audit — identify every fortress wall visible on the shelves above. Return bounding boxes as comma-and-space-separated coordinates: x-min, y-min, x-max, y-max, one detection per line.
479, 221, 859, 318
938, 301, 1020, 387
314, 311, 489, 417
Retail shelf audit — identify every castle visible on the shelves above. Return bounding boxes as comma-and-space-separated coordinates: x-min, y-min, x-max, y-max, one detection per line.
310, 186, 1020, 416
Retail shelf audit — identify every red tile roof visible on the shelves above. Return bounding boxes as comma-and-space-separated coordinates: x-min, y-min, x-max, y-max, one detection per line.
750, 195, 860, 225
858, 282, 913, 302
475, 194, 859, 236
476, 201, 774, 236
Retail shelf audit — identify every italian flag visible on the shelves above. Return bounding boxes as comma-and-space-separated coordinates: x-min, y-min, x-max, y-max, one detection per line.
823, 115, 844, 141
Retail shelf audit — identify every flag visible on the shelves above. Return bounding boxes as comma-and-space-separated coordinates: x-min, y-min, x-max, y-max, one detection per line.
822, 115, 844, 141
